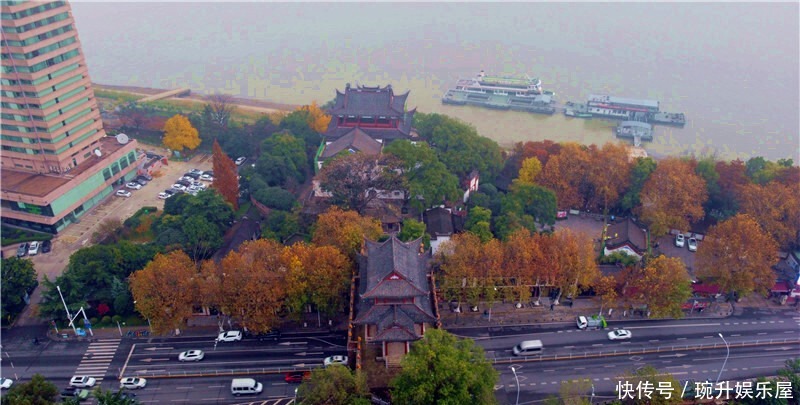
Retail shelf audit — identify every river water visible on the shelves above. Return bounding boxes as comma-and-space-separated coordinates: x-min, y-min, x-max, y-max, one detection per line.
72, 2, 799, 161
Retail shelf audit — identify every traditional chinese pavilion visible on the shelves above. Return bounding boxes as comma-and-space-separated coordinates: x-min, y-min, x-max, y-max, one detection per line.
324, 84, 418, 143
353, 236, 437, 366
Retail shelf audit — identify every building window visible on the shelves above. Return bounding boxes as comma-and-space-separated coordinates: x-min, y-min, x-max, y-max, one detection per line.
102, 168, 111, 181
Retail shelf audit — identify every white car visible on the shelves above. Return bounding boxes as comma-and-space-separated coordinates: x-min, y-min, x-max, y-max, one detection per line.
28, 241, 40, 256
216, 331, 242, 342
323, 355, 349, 367
178, 350, 205, 362
675, 233, 685, 248
158, 192, 171, 199
235, 157, 247, 166
0, 378, 13, 389
119, 377, 147, 389
125, 182, 142, 190
688, 237, 698, 252
200, 174, 214, 181
180, 176, 195, 182
171, 184, 187, 191
608, 329, 632, 341
189, 168, 204, 175
115, 189, 132, 198
69, 376, 97, 388
192, 181, 206, 189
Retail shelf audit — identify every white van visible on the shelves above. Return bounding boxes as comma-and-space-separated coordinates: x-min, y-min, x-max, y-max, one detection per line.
512, 340, 543, 356
230, 378, 263, 396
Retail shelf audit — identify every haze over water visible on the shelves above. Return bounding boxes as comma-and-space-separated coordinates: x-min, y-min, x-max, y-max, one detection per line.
73, 2, 799, 161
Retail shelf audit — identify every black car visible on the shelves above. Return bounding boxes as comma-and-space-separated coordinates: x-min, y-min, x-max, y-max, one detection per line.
135, 177, 149, 186
16, 243, 28, 257
139, 173, 153, 181
164, 189, 176, 196
41, 240, 52, 253
176, 179, 192, 187
246, 329, 281, 341
183, 172, 200, 180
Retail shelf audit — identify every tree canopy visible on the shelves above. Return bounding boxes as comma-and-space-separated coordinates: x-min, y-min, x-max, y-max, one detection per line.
1, 257, 37, 323
317, 152, 404, 214
1, 373, 58, 405
297, 366, 370, 405
391, 329, 499, 405
162, 114, 201, 153
636, 158, 708, 237
211, 139, 240, 210
129, 250, 197, 334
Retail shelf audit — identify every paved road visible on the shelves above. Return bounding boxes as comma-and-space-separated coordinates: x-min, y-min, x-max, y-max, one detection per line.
498, 344, 799, 403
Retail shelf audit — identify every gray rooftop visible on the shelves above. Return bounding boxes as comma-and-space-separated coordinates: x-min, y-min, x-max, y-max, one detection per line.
588, 94, 659, 110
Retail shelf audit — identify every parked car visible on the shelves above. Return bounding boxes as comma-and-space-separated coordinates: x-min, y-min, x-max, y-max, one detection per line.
41, 239, 52, 253
158, 192, 171, 200
235, 157, 247, 166
178, 350, 205, 362
125, 182, 142, 190
216, 331, 243, 342
284, 371, 310, 384
688, 237, 698, 252
115, 189, 132, 198
171, 184, 187, 192
184, 172, 200, 180
675, 234, 685, 248
135, 177, 149, 186
179, 176, 194, 183
608, 329, 632, 341
16, 243, 28, 257
27, 241, 40, 256
119, 377, 147, 389
323, 355, 349, 367
164, 189, 176, 195
189, 168, 204, 175
200, 174, 214, 182
192, 181, 206, 189
138, 173, 153, 181
0, 378, 13, 389
245, 329, 281, 341
69, 376, 96, 388
177, 179, 192, 187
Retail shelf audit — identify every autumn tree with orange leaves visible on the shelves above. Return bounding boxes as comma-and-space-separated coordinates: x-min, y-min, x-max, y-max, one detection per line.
586, 142, 632, 214
129, 251, 198, 334
538, 142, 591, 210
502, 230, 542, 304
311, 207, 383, 261
636, 158, 707, 238
632, 256, 692, 318
737, 181, 800, 250
162, 114, 201, 153
548, 229, 600, 304
696, 214, 779, 298
212, 139, 239, 210
282, 243, 350, 318
299, 101, 332, 133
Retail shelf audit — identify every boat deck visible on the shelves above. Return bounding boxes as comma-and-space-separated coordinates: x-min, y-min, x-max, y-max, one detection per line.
443, 89, 555, 114
615, 121, 653, 146
651, 111, 686, 126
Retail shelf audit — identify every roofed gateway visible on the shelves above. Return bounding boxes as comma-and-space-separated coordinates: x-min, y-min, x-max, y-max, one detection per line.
353, 235, 437, 367
324, 84, 418, 142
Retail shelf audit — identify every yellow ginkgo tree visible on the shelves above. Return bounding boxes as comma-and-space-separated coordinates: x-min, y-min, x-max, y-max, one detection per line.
162, 114, 201, 153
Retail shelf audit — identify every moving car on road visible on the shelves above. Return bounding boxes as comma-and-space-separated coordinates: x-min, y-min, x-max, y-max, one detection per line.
0, 378, 13, 389
178, 350, 205, 362
216, 331, 242, 342
607, 329, 632, 341
245, 329, 281, 341
119, 377, 147, 389
69, 376, 96, 388
323, 355, 349, 367
115, 189, 132, 198
284, 371, 310, 383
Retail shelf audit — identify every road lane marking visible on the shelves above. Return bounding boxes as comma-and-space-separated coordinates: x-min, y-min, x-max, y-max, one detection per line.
207, 385, 224, 388
757, 333, 767, 335
731, 334, 741, 337
176, 386, 194, 389
624, 323, 720, 330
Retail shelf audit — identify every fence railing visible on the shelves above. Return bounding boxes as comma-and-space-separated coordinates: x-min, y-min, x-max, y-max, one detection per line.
127, 365, 318, 379
491, 337, 800, 365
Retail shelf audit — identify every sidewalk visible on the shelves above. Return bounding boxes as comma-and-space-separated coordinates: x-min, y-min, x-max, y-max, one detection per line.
439, 296, 734, 329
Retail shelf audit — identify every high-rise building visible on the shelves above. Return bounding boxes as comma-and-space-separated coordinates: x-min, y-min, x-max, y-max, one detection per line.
1, 0, 140, 233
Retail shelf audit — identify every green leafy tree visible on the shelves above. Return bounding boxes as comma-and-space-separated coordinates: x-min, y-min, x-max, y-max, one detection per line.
465, 206, 493, 242
384, 140, 461, 210
251, 186, 297, 211
778, 358, 800, 401
391, 329, 499, 405
1, 373, 58, 405
38, 242, 160, 321
182, 215, 224, 261
262, 210, 301, 242
557, 378, 593, 405
317, 153, 404, 214
297, 366, 370, 405
618, 157, 656, 214
257, 131, 308, 188
507, 182, 557, 226
398, 218, 429, 249
1, 257, 37, 322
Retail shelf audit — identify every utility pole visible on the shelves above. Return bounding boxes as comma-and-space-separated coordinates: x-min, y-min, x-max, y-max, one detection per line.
56, 286, 77, 335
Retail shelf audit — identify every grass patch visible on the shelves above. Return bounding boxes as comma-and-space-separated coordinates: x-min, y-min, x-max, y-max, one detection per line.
94, 89, 144, 104
122, 207, 160, 243
1, 225, 53, 247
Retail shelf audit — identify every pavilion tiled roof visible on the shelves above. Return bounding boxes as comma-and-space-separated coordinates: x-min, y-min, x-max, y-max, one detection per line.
323, 119, 416, 142
605, 218, 648, 254
330, 84, 408, 117
424, 207, 454, 238
320, 128, 383, 159
359, 237, 429, 297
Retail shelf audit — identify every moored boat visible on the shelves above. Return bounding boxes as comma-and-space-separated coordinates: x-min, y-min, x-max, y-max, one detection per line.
442, 70, 556, 115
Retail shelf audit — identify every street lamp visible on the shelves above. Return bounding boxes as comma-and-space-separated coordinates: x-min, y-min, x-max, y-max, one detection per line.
715, 333, 730, 386
510, 366, 520, 405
